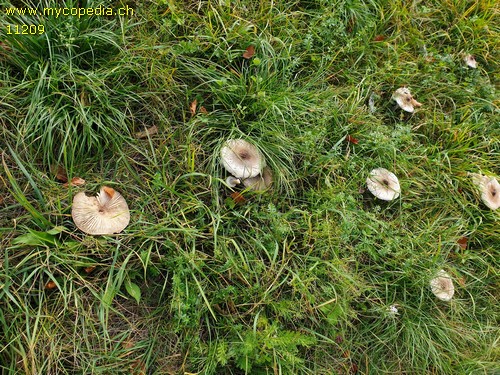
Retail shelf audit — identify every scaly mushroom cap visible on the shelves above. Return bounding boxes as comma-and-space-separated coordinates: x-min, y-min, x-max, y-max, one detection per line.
463, 54, 477, 69
392, 87, 422, 113
430, 270, 455, 302
242, 166, 273, 192
220, 139, 264, 179
72, 186, 130, 235
366, 168, 401, 201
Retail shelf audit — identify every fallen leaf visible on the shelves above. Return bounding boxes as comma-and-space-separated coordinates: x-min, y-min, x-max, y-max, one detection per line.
350, 363, 359, 374
199, 106, 208, 114
373, 35, 385, 42
345, 135, 359, 144
0, 41, 10, 53
457, 277, 466, 287
84, 266, 96, 274
134, 125, 158, 139
63, 177, 86, 187
45, 281, 57, 290
103, 186, 115, 198
190, 99, 197, 117
230, 191, 246, 205
131, 359, 146, 375
52, 165, 68, 183
243, 45, 255, 59
457, 237, 467, 250
122, 340, 135, 350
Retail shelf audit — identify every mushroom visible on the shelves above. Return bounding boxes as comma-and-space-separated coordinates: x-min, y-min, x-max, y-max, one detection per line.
392, 87, 422, 113
72, 186, 130, 235
430, 270, 455, 302
225, 176, 241, 188
220, 139, 264, 179
463, 54, 477, 69
366, 168, 401, 201
471, 173, 500, 210
242, 166, 273, 192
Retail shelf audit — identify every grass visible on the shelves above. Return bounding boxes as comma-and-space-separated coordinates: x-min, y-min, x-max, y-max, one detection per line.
1, 0, 499, 374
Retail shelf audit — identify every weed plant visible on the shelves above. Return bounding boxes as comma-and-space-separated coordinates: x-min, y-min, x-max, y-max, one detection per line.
0, 0, 498, 374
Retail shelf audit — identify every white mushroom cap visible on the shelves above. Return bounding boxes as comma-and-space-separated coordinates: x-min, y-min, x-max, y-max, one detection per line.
72, 186, 130, 235
430, 270, 455, 302
225, 176, 241, 188
471, 174, 500, 210
392, 87, 422, 113
220, 139, 264, 179
366, 168, 401, 201
463, 54, 477, 69
242, 166, 273, 192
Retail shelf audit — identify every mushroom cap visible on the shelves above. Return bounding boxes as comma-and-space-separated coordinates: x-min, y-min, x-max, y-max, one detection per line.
225, 176, 241, 188
463, 54, 477, 69
392, 87, 422, 113
430, 270, 455, 302
476, 176, 500, 210
72, 186, 130, 235
366, 168, 401, 201
242, 166, 273, 192
471, 173, 500, 210
220, 139, 264, 179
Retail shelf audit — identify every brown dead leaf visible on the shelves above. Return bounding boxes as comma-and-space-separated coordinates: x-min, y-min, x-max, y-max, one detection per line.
230, 191, 246, 205
0, 41, 10, 53
243, 45, 255, 59
199, 106, 208, 114
52, 165, 68, 183
134, 125, 158, 139
122, 340, 135, 350
457, 237, 468, 250
373, 35, 385, 42
45, 281, 57, 290
345, 135, 359, 144
350, 363, 359, 374
63, 177, 86, 187
190, 99, 197, 117
131, 359, 146, 375
84, 266, 96, 274
103, 186, 115, 198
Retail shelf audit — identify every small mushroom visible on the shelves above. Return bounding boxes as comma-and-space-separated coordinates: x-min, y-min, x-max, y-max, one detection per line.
72, 186, 130, 235
471, 173, 500, 210
225, 176, 241, 188
392, 87, 422, 113
430, 270, 455, 302
242, 166, 273, 192
220, 139, 264, 179
463, 54, 477, 69
366, 168, 401, 201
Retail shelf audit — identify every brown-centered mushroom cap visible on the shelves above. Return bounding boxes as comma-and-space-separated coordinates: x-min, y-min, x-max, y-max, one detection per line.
220, 139, 264, 179
430, 270, 455, 302
471, 174, 500, 210
72, 186, 130, 235
366, 168, 401, 201
463, 54, 477, 69
392, 87, 422, 113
